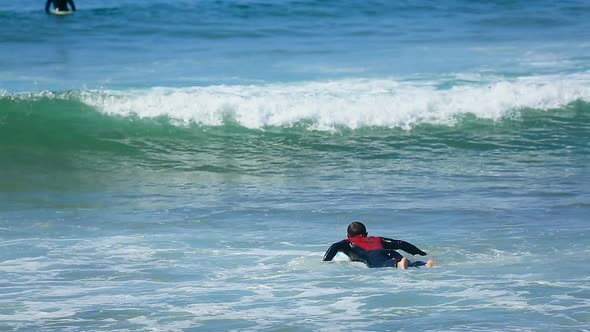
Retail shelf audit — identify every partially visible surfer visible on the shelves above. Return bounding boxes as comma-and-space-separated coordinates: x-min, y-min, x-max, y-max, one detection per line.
45, 0, 76, 14
322, 221, 436, 269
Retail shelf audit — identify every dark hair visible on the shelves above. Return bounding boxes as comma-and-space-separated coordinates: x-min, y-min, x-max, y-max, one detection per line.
347, 221, 367, 237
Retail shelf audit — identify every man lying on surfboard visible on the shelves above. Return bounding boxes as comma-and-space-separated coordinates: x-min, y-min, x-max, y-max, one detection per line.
45, 0, 76, 14
322, 221, 436, 269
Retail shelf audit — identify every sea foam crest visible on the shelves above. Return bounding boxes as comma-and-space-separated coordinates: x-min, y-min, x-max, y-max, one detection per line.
80, 74, 590, 130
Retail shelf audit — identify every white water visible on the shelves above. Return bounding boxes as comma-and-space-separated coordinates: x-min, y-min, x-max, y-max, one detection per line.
79, 73, 590, 130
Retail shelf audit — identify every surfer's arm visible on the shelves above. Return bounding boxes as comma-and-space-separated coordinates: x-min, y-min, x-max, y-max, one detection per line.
68, 0, 76, 11
322, 240, 347, 261
45, 0, 53, 13
381, 237, 427, 256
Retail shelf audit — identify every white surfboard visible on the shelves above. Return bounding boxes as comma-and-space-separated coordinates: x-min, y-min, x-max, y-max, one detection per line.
51, 9, 74, 16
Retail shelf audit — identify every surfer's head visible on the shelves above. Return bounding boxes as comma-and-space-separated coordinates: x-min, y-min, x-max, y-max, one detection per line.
347, 221, 367, 238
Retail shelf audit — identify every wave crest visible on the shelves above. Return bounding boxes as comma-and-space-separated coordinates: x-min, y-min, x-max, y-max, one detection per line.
46, 74, 590, 130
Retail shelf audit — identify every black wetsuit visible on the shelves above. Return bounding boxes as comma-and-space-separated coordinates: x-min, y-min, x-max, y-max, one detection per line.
45, 0, 76, 13
322, 236, 427, 268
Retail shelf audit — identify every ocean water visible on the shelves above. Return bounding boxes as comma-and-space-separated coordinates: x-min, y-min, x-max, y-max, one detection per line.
1, 0, 590, 331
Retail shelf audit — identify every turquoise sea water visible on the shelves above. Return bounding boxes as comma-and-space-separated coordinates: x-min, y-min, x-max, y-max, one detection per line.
1, 1, 590, 331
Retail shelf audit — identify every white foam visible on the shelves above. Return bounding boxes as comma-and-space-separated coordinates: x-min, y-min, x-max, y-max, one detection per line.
79, 73, 590, 130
